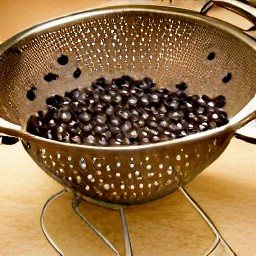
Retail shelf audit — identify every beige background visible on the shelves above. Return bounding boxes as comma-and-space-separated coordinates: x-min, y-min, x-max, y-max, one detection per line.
0, 1, 256, 256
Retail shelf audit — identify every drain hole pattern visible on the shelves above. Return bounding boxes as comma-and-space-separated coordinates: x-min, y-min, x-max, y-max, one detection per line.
33, 137, 219, 203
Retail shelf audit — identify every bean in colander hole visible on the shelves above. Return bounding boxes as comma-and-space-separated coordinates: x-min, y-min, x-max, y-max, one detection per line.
26, 76, 229, 146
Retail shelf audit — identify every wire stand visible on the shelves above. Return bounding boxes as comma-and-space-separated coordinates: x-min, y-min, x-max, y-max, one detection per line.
179, 187, 236, 256
40, 187, 236, 256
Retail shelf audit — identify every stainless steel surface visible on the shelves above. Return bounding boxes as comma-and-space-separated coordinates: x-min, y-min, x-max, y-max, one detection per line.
201, 0, 256, 23
0, 5, 255, 205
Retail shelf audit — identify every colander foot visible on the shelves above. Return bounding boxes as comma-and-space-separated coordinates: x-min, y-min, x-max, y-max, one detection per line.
40, 189, 68, 256
179, 186, 237, 256
72, 195, 121, 256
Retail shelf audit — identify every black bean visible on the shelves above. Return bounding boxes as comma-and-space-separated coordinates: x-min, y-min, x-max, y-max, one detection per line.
73, 68, 81, 78
27, 76, 229, 146
112, 78, 126, 87
94, 113, 107, 124
79, 110, 91, 122
80, 122, 93, 132
44, 73, 59, 82
71, 135, 81, 144
121, 121, 132, 133
57, 55, 69, 65
46, 95, 62, 107
129, 114, 139, 123
127, 95, 138, 105
122, 75, 133, 85
70, 101, 81, 112
112, 94, 122, 104
104, 105, 114, 116
100, 94, 111, 103
222, 73, 232, 83
207, 52, 215, 60
110, 116, 122, 127
159, 120, 169, 128
27, 87, 37, 101
59, 110, 72, 123
96, 136, 108, 146
214, 95, 226, 108
176, 82, 187, 91
142, 77, 154, 89
83, 135, 96, 145
93, 124, 108, 134
202, 95, 211, 103
116, 108, 130, 120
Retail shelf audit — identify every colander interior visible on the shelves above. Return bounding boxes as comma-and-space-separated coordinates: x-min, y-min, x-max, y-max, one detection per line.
0, 6, 255, 128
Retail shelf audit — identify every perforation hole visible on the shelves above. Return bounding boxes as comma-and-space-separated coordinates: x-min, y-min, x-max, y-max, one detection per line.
79, 158, 87, 169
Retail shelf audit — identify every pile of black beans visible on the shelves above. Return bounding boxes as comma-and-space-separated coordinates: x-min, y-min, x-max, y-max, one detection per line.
26, 76, 229, 146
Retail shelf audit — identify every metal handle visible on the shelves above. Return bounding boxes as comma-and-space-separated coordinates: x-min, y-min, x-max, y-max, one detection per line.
201, 0, 256, 23
201, 0, 256, 38
0, 118, 22, 145
229, 96, 256, 131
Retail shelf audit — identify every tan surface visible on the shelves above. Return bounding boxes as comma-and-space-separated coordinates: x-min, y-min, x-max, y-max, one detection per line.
0, 1, 256, 256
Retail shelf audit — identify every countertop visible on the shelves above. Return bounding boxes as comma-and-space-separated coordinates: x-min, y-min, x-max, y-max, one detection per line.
0, 1, 255, 256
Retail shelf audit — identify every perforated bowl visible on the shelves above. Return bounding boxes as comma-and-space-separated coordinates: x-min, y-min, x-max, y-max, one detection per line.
0, 5, 255, 205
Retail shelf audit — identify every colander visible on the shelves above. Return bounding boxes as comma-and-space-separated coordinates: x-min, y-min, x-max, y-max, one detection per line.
0, 2, 255, 255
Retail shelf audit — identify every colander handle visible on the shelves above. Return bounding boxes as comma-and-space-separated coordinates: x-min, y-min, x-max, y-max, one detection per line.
201, 0, 256, 37
229, 96, 256, 131
0, 118, 23, 145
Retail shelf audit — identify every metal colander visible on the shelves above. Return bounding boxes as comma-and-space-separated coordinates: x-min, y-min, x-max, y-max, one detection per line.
0, 5, 255, 206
